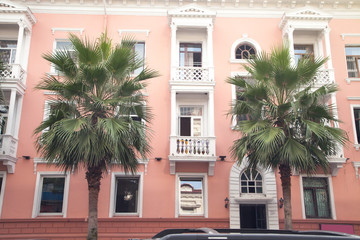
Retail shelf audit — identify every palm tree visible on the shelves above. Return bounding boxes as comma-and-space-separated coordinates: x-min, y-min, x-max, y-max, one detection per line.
228, 46, 347, 230
34, 33, 158, 240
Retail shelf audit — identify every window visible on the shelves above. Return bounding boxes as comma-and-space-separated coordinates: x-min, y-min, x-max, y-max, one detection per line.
180, 43, 202, 67
345, 46, 360, 78
0, 172, 6, 217
353, 107, 360, 144
32, 172, 69, 217
294, 45, 314, 64
235, 44, 256, 60
303, 177, 331, 219
133, 42, 145, 75
109, 172, 143, 217
179, 106, 202, 137
0, 40, 17, 65
240, 169, 263, 194
51, 40, 75, 73
178, 177, 205, 216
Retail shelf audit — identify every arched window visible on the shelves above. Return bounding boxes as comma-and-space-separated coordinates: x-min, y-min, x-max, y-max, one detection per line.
235, 44, 256, 60
240, 169, 263, 193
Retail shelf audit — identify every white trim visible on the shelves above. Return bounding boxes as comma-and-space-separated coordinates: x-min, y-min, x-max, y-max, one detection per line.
32, 171, 70, 218
230, 36, 261, 63
341, 33, 360, 40
109, 172, 143, 218
346, 78, 360, 84
51, 28, 84, 35
0, 171, 7, 218
175, 172, 208, 218
350, 104, 360, 149
229, 160, 279, 229
353, 162, 360, 179
299, 174, 336, 220
347, 97, 360, 101
118, 29, 150, 37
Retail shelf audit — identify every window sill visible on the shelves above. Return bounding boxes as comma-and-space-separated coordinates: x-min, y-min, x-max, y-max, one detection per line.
178, 214, 206, 218
112, 213, 140, 217
346, 78, 360, 84
35, 213, 65, 218
229, 59, 250, 64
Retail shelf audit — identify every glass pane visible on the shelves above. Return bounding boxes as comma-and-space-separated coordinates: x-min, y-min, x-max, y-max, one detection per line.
316, 188, 330, 218
56, 41, 73, 50
0, 177, 2, 194
249, 186, 255, 193
345, 46, 360, 56
180, 107, 202, 116
192, 118, 201, 137
303, 177, 327, 188
115, 177, 139, 213
133, 42, 145, 75
0, 117, 7, 135
256, 187, 263, 193
354, 108, 360, 143
241, 187, 248, 193
179, 178, 203, 215
304, 189, 315, 218
40, 177, 65, 213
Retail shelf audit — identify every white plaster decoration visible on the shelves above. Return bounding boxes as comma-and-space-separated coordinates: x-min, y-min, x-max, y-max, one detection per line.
33, 158, 47, 174
230, 37, 262, 63
323, 27, 333, 69
354, 144, 360, 151
208, 90, 215, 137
5, 90, 16, 136
51, 28, 84, 35
109, 172, 144, 217
14, 95, 23, 138
229, 159, 279, 229
168, 4, 216, 23
15, 20, 25, 65
0, 171, 6, 217
341, 33, 360, 40
346, 78, 360, 84
118, 29, 150, 37
348, 97, 360, 101
353, 162, 360, 179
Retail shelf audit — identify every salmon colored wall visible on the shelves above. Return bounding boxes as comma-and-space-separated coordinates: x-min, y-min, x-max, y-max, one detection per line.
3, 11, 360, 228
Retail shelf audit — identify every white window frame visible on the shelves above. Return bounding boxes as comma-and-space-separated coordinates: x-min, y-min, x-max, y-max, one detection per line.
132, 42, 146, 76
350, 104, 360, 150
50, 39, 75, 74
32, 171, 70, 218
0, 171, 7, 218
0, 40, 17, 65
240, 168, 264, 194
230, 37, 261, 63
299, 174, 336, 220
231, 72, 252, 128
178, 105, 204, 137
175, 173, 208, 218
109, 172, 143, 217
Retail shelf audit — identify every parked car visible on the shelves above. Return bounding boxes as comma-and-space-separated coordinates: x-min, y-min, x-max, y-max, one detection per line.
150, 228, 360, 240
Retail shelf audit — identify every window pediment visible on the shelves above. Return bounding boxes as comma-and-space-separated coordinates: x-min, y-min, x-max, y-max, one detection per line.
279, 8, 332, 29
168, 4, 216, 18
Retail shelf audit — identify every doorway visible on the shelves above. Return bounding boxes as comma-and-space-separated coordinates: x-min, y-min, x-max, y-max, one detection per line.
240, 204, 267, 229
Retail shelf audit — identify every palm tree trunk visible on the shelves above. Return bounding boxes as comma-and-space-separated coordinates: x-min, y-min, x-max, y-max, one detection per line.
279, 164, 293, 230
86, 166, 103, 240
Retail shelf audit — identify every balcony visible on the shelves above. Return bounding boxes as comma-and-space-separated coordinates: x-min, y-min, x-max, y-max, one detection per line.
313, 69, 334, 87
169, 136, 217, 175
0, 64, 27, 89
171, 66, 214, 84
0, 134, 18, 173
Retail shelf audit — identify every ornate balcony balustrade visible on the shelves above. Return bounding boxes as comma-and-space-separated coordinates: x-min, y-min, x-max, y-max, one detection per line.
172, 66, 213, 83
0, 64, 26, 84
0, 134, 18, 173
170, 136, 216, 157
313, 69, 334, 86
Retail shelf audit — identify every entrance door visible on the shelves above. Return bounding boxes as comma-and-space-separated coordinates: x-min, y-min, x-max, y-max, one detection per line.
240, 204, 267, 229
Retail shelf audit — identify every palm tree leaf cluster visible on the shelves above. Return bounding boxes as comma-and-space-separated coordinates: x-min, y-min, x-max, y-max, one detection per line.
229, 46, 347, 175
35, 33, 158, 174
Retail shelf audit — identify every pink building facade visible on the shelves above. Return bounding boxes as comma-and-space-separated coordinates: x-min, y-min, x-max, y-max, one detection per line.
0, 0, 360, 239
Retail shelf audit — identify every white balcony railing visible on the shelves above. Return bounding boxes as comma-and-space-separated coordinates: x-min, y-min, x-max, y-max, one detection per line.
313, 69, 334, 86
0, 64, 26, 84
0, 134, 18, 159
172, 66, 212, 82
170, 136, 216, 157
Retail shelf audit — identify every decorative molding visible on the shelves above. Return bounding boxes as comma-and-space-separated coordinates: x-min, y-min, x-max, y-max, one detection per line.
353, 162, 360, 179
341, 33, 360, 40
346, 78, 360, 84
118, 29, 150, 37
354, 144, 360, 151
347, 97, 360, 101
51, 28, 84, 35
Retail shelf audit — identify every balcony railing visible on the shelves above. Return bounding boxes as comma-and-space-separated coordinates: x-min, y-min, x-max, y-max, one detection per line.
0, 134, 18, 159
313, 69, 334, 86
172, 66, 212, 82
170, 136, 216, 157
0, 64, 26, 84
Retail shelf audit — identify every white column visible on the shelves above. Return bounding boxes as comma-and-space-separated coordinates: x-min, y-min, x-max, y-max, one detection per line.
207, 24, 214, 81
208, 90, 215, 137
170, 89, 177, 136
15, 20, 25, 65
14, 95, 23, 139
170, 23, 178, 81
286, 26, 295, 67
5, 89, 17, 135
324, 27, 333, 69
